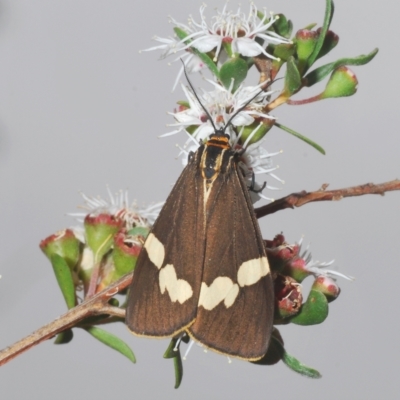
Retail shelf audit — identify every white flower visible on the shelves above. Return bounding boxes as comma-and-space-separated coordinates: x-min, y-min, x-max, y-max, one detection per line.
298, 238, 355, 281
166, 80, 274, 139
183, 3, 291, 61
69, 187, 163, 230
164, 80, 282, 200
142, 3, 291, 90
141, 36, 206, 91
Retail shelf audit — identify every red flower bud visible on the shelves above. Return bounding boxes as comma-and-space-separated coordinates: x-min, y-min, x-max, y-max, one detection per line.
312, 276, 340, 302
274, 274, 303, 320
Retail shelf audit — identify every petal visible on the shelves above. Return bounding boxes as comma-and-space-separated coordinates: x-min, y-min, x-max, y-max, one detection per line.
231, 112, 254, 126
185, 54, 206, 73
234, 38, 263, 57
191, 35, 222, 52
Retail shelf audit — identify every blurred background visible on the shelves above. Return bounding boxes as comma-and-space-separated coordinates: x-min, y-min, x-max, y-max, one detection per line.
0, 0, 398, 399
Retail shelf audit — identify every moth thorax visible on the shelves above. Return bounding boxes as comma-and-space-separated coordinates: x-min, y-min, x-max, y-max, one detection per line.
200, 143, 229, 182
206, 132, 231, 150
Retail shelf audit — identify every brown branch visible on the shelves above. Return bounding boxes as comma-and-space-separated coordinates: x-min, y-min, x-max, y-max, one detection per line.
0, 272, 132, 367
255, 179, 400, 219
1, 180, 398, 366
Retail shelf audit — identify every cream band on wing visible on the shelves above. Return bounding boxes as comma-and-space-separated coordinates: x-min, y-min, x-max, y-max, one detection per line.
198, 257, 270, 311
159, 264, 193, 304
198, 277, 240, 310
237, 257, 270, 287
144, 233, 165, 270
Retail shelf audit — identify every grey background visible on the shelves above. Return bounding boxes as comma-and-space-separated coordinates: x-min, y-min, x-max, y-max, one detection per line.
0, 0, 398, 399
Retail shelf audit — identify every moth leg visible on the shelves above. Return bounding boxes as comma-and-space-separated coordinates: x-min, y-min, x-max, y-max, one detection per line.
248, 172, 266, 193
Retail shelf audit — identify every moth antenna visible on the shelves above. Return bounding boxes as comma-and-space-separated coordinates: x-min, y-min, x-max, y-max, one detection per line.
223, 88, 265, 134
181, 60, 219, 133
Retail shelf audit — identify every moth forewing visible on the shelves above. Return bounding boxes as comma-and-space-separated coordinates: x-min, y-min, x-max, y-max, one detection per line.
126, 133, 273, 361
125, 151, 205, 337
188, 153, 273, 360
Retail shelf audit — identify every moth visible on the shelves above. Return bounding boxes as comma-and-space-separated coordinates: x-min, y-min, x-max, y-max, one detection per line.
126, 81, 274, 361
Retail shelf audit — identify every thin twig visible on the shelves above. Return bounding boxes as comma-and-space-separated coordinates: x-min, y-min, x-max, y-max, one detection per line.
1, 179, 398, 367
255, 179, 400, 219
0, 272, 132, 367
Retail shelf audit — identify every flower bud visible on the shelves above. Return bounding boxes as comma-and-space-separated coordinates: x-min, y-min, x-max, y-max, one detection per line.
274, 274, 303, 320
311, 276, 340, 302
321, 66, 358, 99
113, 228, 147, 275
265, 234, 299, 273
96, 227, 149, 292
84, 214, 123, 262
40, 229, 81, 270
295, 29, 318, 67
282, 256, 311, 283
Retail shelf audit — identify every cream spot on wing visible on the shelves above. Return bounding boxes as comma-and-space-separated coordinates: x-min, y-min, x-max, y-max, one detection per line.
159, 264, 193, 304
144, 233, 165, 270
198, 277, 239, 310
224, 283, 240, 308
237, 257, 270, 287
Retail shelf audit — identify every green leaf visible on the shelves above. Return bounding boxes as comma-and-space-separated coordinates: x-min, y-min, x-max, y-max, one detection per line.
163, 338, 183, 389
291, 289, 329, 326
239, 120, 274, 146
307, 0, 335, 69
163, 338, 180, 359
85, 327, 136, 363
304, 48, 379, 87
303, 23, 317, 30
284, 57, 301, 95
50, 254, 76, 309
54, 329, 74, 345
273, 14, 293, 38
176, 100, 190, 108
282, 348, 322, 378
253, 335, 321, 378
316, 30, 339, 60
173, 352, 183, 389
219, 57, 248, 92
173, 27, 219, 79
274, 123, 326, 155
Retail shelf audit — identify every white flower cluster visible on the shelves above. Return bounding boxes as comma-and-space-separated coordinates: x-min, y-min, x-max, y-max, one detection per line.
143, 3, 290, 90
298, 238, 355, 281
69, 187, 163, 229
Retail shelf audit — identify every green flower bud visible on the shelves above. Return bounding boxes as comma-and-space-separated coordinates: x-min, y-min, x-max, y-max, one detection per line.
84, 214, 123, 263
295, 29, 318, 67
321, 66, 358, 99
40, 229, 81, 270
96, 228, 149, 292
113, 229, 145, 274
